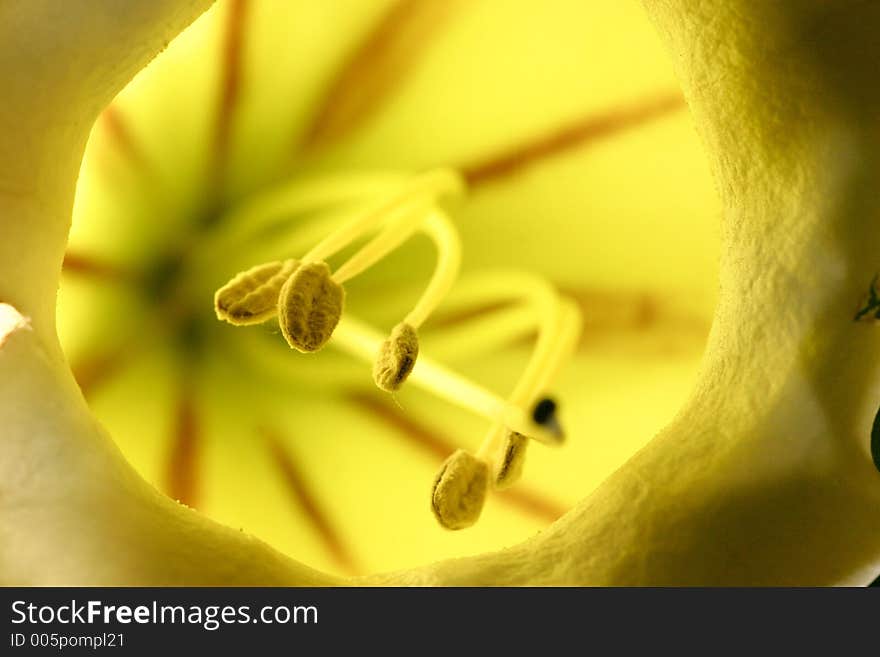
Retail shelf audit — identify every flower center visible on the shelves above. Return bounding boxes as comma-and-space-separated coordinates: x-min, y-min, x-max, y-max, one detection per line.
210, 167, 581, 528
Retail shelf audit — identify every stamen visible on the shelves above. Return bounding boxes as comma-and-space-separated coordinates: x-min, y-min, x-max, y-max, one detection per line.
330, 200, 433, 284
436, 277, 581, 486
333, 208, 461, 392
208, 167, 578, 528
347, 391, 567, 522
492, 300, 580, 488
423, 302, 536, 360
332, 314, 562, 444
220, 170, 462, 384
404, 210, 462, 329
495, 431, 528, 487
212, 170, 462, 359
425, 271, 568, 357
495, 397, 564, 489
430, 272, 570, 410
498, 283, 576, 406
373, 322, 419, 392
431, 449, 489, 530
300, 168, 463, 264
278, 261, 344, 352
215, 259, 299, 325
202, 170, 458, 285
199, 171, 407, 262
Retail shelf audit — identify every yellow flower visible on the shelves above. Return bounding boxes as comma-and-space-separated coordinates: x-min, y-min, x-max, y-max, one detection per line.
5, 0, 875, 586
42, 0, 713, 581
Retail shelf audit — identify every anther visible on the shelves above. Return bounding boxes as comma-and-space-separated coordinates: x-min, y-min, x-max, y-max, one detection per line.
333, 315, 563, 443
278, 261, 345, 352
303, 168, 463, 265
431, 450, 489, 530
495, 398, 562, 487
494, 431, 528, 489
467, 286, 579, 488
215, 259, 300, 325
343, 208, 459, 396
373, 322, 419, 392
208, 168, 579, 528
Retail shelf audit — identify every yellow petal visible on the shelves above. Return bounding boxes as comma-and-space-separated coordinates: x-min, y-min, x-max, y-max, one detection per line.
16, 0, 879, 587
1, 0, 333, 586
0, 0, 216, 344
366, 0, 880, 585
0, 303, 338, 584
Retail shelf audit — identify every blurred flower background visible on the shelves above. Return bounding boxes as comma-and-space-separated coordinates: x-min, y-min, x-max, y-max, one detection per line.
58, 0, 719, 577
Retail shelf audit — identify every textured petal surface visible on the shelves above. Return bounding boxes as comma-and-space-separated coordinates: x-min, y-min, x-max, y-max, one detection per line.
57, 0, 717, 578
0, 0, 333, 585
367, 0, 880, 585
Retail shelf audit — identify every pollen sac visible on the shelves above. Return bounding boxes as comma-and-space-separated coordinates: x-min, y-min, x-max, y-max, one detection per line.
215, 259, 300, 326
431, 450, 489, 530
278, 261, 345, 352
373, 322, 419, 392
494, 431, 529, 489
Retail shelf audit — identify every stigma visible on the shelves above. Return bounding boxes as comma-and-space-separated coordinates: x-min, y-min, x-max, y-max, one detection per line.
212, 168, 582, 528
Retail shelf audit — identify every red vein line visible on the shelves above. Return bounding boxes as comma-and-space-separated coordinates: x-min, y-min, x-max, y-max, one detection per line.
212, 0, 249, 186
71, 346, 131, 398
100, 105, 151, 172
347, 392, 567, 523
560, 286, 710, 351
262, 426, 359, 575
427, 286, 710, 351
165, 386, 200, 509
298, 0, 454, 151
461, 91, 686, 187
62, 251, 135, 283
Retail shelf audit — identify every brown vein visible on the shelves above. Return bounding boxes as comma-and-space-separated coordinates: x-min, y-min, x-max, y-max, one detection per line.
71, 345, 132, 398
461, 91, 686, 187
561, 286, 710, 352
298, 0, 457, 151
348, 392, 566, 523
212, 0, 249, 187
262, 426, 358, 575
100, 105, 150, 173
426, 286, 710, 354
62, 251, 135, 283
165, 385, 200, 508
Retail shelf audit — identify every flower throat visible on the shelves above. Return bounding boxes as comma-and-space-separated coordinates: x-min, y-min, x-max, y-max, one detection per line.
212, 168, 581, 529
